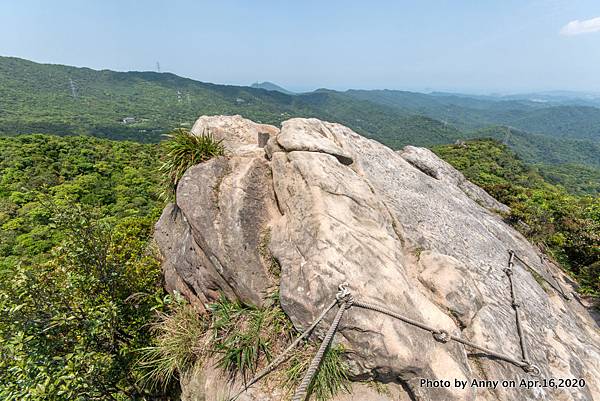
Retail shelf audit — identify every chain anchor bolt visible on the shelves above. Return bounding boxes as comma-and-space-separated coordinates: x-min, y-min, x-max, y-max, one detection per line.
336, 282, 354, 307
433, 329, 451, 343
523, 363, 541, 376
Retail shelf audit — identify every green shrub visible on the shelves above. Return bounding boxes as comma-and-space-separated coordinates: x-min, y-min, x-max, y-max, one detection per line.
0, 206, 166, 400
159, 128, 225, 199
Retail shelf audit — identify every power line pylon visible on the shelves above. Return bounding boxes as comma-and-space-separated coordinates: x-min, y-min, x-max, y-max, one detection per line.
69, 78, 78, 99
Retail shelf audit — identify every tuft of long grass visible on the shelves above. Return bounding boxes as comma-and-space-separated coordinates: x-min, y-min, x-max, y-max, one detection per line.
207, 294, 293, 381
137, 292, 349, 401
284, 344, 351, 401
136, 301, 207, 390
159, 128, 225, 200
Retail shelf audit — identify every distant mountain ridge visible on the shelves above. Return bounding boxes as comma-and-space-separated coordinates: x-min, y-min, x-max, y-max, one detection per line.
250, 81, 295, 95
0, 55, 598, 181
497, 90, 600, 106
344, 89, 600, 141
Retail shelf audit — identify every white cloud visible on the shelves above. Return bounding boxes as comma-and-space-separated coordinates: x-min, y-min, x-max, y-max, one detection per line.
560, 17, 600, 36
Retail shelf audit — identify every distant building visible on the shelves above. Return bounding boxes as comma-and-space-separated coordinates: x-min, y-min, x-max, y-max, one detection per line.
121, 117, 136, 124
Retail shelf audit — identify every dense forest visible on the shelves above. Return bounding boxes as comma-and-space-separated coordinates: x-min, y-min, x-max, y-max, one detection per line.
0, 56, 463, 148
346, 89, 600, 141
0, 135, 167, 400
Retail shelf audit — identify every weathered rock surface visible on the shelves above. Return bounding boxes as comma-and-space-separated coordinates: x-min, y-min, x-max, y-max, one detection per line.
155, 115, 600, 401
156, 116, 281, 307
179, 359, 288, 401
179, 359, 412, 401
191, 114, 279, 157
399, 145, 510, 214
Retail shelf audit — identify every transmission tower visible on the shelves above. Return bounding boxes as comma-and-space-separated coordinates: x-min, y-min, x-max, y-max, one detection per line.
156, 61, 161, 73
69, 78, 78, 99
503, 126, 512, 145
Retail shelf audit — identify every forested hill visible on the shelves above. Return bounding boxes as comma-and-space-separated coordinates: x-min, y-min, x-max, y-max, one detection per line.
0, 56, 462, 147
250, 81, 295, 94
1, 55, 599, 194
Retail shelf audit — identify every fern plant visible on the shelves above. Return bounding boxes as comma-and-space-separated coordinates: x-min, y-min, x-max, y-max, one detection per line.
159, 128, 225, 200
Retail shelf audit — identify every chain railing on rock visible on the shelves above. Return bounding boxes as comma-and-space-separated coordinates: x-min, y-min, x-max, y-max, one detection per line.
228, 298, 339, 401
229, 250, 548, 401
512, 252, 571, 301
506, 250, 530, 365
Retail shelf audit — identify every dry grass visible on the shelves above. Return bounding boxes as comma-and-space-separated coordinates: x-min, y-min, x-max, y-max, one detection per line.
137, 300, 207, 390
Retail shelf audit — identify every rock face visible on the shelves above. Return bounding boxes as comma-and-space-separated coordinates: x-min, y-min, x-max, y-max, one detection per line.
155, 115, 600, 401
156, 116, 281, 308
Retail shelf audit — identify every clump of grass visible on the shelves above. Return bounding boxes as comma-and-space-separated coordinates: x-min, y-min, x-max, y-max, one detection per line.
284, 344, 351, 401
367, 380, 391, 395
413, 246, 424, 260
208, 293, 293, 380
139, 292, 350, 400
159, 128, 225, 200
137, 300, 207, 390
308, 344, 351, 400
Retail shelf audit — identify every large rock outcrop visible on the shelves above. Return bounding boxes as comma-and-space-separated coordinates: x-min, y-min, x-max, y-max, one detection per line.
155, 115, 600, 401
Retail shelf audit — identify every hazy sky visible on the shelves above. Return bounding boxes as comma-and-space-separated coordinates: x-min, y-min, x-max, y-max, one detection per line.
1, 0, 600, 93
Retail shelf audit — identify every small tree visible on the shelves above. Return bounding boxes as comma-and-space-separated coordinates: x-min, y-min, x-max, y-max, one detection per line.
0, 205, 167, 400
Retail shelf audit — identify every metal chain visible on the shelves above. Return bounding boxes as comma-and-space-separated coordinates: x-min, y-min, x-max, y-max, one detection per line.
291, 297, 350, 401
513, 252, 570, 300
506, 250, 530, 364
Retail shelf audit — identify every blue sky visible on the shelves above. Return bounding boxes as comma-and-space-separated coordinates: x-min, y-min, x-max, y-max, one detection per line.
1, 0, 600, 93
